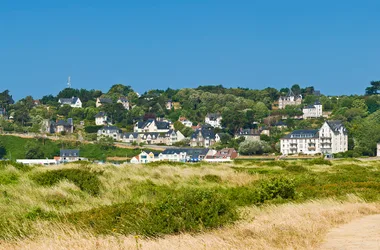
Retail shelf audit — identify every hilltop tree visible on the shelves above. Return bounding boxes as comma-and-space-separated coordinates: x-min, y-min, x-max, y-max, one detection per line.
107, 84, 134, 100
0, 90, 14, 109
365, 81, 380, 95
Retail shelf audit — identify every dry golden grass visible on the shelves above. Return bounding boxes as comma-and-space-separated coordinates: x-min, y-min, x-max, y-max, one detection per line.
2, 195, 379, 250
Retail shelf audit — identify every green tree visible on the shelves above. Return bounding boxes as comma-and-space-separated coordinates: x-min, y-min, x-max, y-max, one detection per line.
253, 102, 269, 121
238, 140, 271, 155
24, 141, 44, 159
0, 141, 6, 159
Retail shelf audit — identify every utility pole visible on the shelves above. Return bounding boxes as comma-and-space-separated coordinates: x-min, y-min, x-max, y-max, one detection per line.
67, 76, 71, 88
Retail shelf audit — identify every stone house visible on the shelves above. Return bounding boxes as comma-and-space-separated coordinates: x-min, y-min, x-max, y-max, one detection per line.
278, 89, 302, 109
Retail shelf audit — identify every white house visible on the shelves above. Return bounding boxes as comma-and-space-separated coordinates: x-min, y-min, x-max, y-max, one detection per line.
303, 100, 323, 119
130, 151, 158, 164
58, 97, 82, 108
178, 117, 193, 127
280, 120, 348, 155
95, 112, 109, 126
166, 100, 173, 110
117, 96, 130, 110
134, 119, 171, 133
97, 125, 122, 140
205, 113, 222, 128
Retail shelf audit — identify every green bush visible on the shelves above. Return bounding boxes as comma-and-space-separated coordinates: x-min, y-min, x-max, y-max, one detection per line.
25, 207, 57, 220
0, 172, 19, 185
202, 174, 222, 183
284, 165, 309, 173
67, 189, 238, 236
84, 125, 103, 134
0, 161, 31, 172
32, 169, 102, 195
258, 177, 295, 202
305, 158, 332, 166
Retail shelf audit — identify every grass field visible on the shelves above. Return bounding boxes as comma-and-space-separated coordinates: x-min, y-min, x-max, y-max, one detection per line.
0, 158, 379, 249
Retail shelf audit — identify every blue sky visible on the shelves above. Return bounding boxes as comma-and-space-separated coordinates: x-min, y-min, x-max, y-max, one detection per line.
1, 0, 379, 100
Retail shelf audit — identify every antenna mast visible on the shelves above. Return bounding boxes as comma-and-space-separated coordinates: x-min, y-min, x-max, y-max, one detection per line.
67, 76, 71, 88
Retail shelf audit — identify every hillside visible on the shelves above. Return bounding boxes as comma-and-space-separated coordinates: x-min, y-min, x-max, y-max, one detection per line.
0, 135, 155, 161
0, 159, 379, 249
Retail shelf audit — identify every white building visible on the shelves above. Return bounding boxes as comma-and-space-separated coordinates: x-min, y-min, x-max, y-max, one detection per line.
303, 100, 323, 119
319, 120, 348, 154
205, 113, 222, 128
95, 112, 109, 126
377, 143, 380, 157
58, 97, 82, 108
166, 100, 173, 110
280, 120, 348, 155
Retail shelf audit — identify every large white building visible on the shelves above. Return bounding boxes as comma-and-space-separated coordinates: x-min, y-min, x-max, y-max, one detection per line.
280, 120, 348, 155
302, 100, 323, 119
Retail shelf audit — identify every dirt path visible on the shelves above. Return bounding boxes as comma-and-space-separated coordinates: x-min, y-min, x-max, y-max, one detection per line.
319, 214, 380, 250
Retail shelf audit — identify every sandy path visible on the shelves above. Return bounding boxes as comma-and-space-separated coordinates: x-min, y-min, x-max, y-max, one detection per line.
319, 214, 380, 250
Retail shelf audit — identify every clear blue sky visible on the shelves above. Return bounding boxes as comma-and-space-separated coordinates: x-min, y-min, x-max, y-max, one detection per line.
1, 0, 379, 100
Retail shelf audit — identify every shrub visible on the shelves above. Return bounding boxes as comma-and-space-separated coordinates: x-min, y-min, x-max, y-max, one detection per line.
202, 174, 222, 183
305, 158, 332, 166
25, 207, 57, 220
284, 165, 309, 173
0, 172, 19, 185
32, 169, 102, 195
67, 189, 238, 236
84, 125, 103, 134
258, 177, 295, 202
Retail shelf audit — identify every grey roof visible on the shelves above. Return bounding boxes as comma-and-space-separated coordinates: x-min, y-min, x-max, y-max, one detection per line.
101, 125, 121, 133
56, 118, 73, 127
191, 127, 216, 140
280, 89, 302, 100
59, 97, 79, 105
95, 111, 107, 118
326, 120, 346, 133
304, 104, 316, 109
281, 129, 319, 139
314, 100, 321, 105
98, 98, 112, 104
60, 149, 79, 157
122, 132, 139, 139
275, 121, 287, 126
161, 148, 209, 159
206, 113, 221, 120
118, 96, 128, 102
137, 119, 170, 130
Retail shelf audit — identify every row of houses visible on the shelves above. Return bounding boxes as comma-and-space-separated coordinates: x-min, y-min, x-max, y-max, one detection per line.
130, 148, 238, 164
280, 120, 348, 155
17, 149, 85, 165
97, 123, 185, 146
